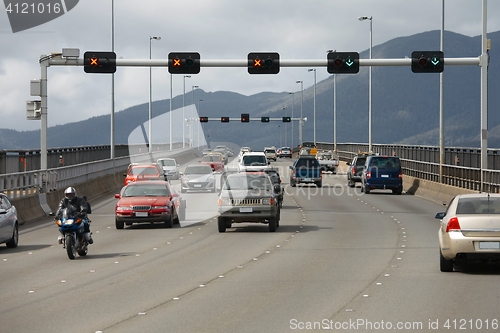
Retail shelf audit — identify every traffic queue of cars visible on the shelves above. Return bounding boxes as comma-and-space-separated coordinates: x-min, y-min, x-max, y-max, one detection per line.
7, 144, 499, 273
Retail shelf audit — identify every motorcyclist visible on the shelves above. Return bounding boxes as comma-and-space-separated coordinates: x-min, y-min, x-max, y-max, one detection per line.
55, 187, 93, 244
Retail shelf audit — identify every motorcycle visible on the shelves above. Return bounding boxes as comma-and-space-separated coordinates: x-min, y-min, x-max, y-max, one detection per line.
54, 206, 92, 260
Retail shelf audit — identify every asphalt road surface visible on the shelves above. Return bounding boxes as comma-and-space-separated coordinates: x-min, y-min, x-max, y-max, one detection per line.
1, 159, 499, 333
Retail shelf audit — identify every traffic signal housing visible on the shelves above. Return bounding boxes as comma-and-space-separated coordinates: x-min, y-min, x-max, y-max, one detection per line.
248, 52, 280, 74
327, 52, 359, 74
241, 113, 250, 122
199, 117, 208, 123
282, 116, 291, 122
84, 51, 116, 74
411, 51, 444, 73
261, 116, 270, 123
221, 117, 230, 123
168, 52, 201, 74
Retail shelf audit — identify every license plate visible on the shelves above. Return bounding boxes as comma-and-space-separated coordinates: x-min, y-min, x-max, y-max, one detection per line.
194, 184, 202, 187
303, 178, 312, 182
381, 175, 389, 178
479, 242, 500, 249
240, 207, 253, 213
135, 212, 148, 217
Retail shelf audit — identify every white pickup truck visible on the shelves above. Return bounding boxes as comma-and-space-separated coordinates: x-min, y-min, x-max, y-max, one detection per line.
316, 151, 339, 173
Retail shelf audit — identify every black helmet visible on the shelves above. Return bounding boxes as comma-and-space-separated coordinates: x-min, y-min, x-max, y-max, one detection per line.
64, 187, 77, 201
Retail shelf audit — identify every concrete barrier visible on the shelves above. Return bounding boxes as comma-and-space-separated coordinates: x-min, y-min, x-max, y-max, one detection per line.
12, 171, 123, 225
403, 175, 477, 205
12, 150, 200, 225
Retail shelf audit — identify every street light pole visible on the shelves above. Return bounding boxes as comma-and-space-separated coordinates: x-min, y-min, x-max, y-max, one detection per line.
183, 75, 191, 148
149, 35, 161, 153
282, 107, 287, 146
308, 69, 317, 146
289, 92, 294, 148
334, 73, 337, 152
358, 16, 373, 152
111, 0, 115, 160
190, 85, 198, 147
439, 0, 445, 183
296, 80, 303, 146
278, 125, 282, 148
327, 50, 338, 152
198, 99, 203, 150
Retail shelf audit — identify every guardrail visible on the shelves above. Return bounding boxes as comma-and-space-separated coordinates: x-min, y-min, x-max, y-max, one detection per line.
3, 143, 500, 201
331, 145, 500, 194
0, 148, 200, 200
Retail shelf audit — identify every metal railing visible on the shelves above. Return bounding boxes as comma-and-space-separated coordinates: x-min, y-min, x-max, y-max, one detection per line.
0, 147, 200, 199
3, 143, 500, 199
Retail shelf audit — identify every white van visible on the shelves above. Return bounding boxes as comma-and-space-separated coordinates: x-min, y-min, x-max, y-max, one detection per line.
238, 152, 270, 172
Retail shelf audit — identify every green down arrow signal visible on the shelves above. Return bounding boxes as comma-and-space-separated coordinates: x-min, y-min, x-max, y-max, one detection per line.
345, 58, 354, 67
431, 57, 440, 66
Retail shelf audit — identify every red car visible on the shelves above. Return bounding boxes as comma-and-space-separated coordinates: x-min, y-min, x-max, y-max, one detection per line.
115, 180, 185, 229
201, 153, 224, 172
123, 163, 166, 186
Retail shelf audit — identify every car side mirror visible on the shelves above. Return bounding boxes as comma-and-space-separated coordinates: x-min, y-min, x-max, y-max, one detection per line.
114, 194, 121, 199
435, 212, 445, 219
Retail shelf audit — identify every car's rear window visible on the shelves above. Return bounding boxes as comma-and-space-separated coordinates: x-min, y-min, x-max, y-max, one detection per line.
295, 158, 320, 168
123, 184, 170, 197
369, 157, 400, 169
457, 197, 500, 214
223, 175, 271, 190
243, 156, 267, 166
202, 155, 222, 162
130, 167, 160, 175
355, 157, 366, 166
185, 165, 212, 174
158, 159, 175, 167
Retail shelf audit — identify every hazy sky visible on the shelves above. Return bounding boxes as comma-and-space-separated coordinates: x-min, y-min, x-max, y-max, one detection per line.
1, 0, 498, 131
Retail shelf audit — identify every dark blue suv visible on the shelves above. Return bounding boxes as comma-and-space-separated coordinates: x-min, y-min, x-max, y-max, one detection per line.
361, 156, 402, 195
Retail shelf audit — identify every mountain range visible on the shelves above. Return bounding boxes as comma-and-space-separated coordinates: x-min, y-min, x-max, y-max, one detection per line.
1, 29, 499, 151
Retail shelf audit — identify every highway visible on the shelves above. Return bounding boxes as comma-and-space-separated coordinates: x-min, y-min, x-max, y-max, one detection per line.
1, 158, 500, 333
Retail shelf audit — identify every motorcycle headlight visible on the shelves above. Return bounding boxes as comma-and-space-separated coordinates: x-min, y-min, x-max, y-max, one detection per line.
62, 219, 75, 225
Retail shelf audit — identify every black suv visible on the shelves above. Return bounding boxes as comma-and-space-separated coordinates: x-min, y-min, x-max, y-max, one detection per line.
265, 168, 283, 208
346, 153, 371, 187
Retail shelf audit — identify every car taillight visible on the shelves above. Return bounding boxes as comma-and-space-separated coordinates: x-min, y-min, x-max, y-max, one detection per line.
398, 172, 402, 178
446, 217, 461, 232
352, 167, 356, 174
365, 171, 371, 179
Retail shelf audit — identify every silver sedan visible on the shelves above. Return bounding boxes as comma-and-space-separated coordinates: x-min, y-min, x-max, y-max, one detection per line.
0, 193, 18, 248
435, 193, 500, 272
